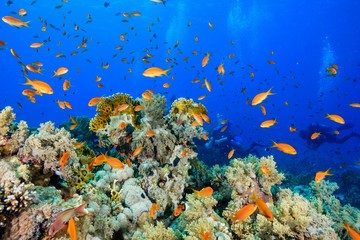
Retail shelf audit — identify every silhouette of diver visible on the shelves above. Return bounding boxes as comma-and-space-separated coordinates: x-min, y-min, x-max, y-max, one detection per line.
299, 122, 360, 150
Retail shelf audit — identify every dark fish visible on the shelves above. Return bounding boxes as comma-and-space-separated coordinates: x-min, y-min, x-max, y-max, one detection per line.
7, 1, 13, 6
81, 49, 88, 53
104, 2, 110, 7
30, 1, 36, 5
10, 11, 17, 15
33, 35, 39, 38
17, 102, 22, 109
115, 12, 121, 16
86, 59, 92, 63
339, 162, 345, 168
55, 5, 63, 9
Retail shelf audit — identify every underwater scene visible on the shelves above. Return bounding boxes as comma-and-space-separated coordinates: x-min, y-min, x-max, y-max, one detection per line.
0, 0, 360, 239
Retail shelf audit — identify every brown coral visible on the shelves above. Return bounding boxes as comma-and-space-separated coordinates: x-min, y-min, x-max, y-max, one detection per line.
169, 98, 208, 120
89, 93, 141, 132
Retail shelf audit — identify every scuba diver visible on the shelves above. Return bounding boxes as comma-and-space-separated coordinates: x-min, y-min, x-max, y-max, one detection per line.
299, 122, 360, 150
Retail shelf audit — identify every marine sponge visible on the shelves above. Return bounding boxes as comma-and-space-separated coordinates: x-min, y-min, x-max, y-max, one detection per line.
90, 93, 140, 132
139, 93, 167, 128
132, 221, 176, 240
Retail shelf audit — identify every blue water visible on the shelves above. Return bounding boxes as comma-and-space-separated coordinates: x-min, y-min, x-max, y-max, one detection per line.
1, 0, 360, 192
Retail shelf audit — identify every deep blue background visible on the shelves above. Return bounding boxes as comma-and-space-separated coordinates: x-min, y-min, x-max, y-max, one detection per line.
1, 0, 360, 177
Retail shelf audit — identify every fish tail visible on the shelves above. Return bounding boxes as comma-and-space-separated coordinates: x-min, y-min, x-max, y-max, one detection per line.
249, 189, 257, 201
191, 188, 200, 197
51, 71, 57, 77
75, 203, 88, 214
38, 67, 44, 75
325, 168, 334, 176
24, 21, 30, 27
267, 87, 275, 95
270, 139, 277, 148
163, 67, 171, 76
274, 118, 278, 123
22, 76, 32, 85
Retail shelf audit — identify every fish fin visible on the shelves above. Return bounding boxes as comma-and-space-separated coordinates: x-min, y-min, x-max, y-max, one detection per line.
75, 203, 88, 214
22, 76, 32, 85
270, 140, 277, 148
274, 118, 278, 123
267, 87, 275, 95
325, 168, 334, 176
191, 188, 200, 197
24, 21, 30, 27
51, 71, 57, 77
325, 113, 329, 118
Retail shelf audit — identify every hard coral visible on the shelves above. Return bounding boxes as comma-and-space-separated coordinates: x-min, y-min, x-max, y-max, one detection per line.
0, 106, 16, 136
90, 93, 140, 132
169, 98, 207, 120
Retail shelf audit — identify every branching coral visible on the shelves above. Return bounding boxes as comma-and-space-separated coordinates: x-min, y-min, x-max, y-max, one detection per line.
68, 165, 94, 193
131, 221, 176, 240
0, 106, 16, 136
139, 93, 167, 128
17, 121, 79, 181
169, 98, 208, 118
90, 93, 140, 132
7, 121, 29, 154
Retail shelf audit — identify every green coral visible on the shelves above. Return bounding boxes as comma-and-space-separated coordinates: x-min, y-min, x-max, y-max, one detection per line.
90, 93, 141, 132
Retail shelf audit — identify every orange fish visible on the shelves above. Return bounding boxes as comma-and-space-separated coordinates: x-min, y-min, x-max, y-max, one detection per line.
208, 22, 214, 30
220, 125, 228, 132
48, 204, 88, 236
52, 67, 68, 77
150, 201, 162, 218
104, 156, 125, 169
289, 126, 297, 132
95, 76, 102, 82
56, 100, 66, 109
143, 67, 170, 77
133, 146, 144, 157
220, 119, 228, 124
192, 113, 203, 126
326, 67, 337, 75
201, 114, 210, 124
30, 42, 44, 48
87, 153, 107, 172
10, 48, 21, 59
146, 131, 156, 137
134, 105, 143, 111
202, 53, 210, 67
67, 217, 77, 240
204, 78, 212, 92
26, 64, 43, 74
28, 96, 36, 103
198, 95, 207, 100
88, 96, 103, 106
191, 121, 199, 127
0, 39, 7, 47
69, 124, 77, 130
325, 113, 345, 124
118, 122, 126, 130
200, 227, 211, 240
218, 63, 225, 76
59, 152, 71, 168
163, 83, 170, 88
330, 63, 339, 69
311, 132, 321, 140
260, 166, 270, 175
63, 79, 72, 91
192, 186, 213, 198
341, 222, 360, 240
126, 137, 132, 143
229, 53, 235, 59
249, 72, 255, 78
2, 16, 29, 27
228, 204, 257, 226
251, 87, 275, 105
113, 104, 129, 115
174, 205, 185, 217
22, 89, 38, 97
315, 168, 333, 183
260, 105, 266, 115
349, 103, 360, 108
271, 140, 296, 155
23, 77, 53, 94
267, 60, 275, 64
228, 149, 235, 159
260, 119, 277, 128
250, 190, 273, 221
142, 92, 152, 102
18, 9, 27, 17
333, 130, 340, 135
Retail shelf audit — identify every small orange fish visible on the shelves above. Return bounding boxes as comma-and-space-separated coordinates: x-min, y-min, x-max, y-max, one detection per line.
119, 122, 127, 130
260, 119, 277, 128
163, 83, 170, 88
95, 76, 102, 82
48, 204, 88, 236
220, 119, 228, 124
191, 186, 213, 198
182, 149, 189, 157
174, 205, 185, 216
203, 132, 208, 140
18, 9, 27, 17
198, 95, 207, 100
250, 190, 273, 221
72, 142, 85, 149
104, 156, 125, 169
126, 137, 132, 143
56, 100, 66, 109
63, 79, 72, 91
87, 153, 107, 172
133, 146, 144, 157
228, 149, 235, 159
30, 42, 44, 48
220, 125, 228, 132
204, 78, 212, 92
52, 67, 68, 77
271, 140, 297, 155
200, 227, 212, 240
349, 103, 360, 108
192, 113, 203, 126
260, 105, 266, 115
333, 130, 340, 135
69, 115, 77, 124
202, 53, 210, 67
341, 222, 360, 240
126, 157, 132, 167
2, 16, 29, 27
143, 67, 170, 77
325, 113, 345, 124
113, 104, 129, 115
252, 87, 275, 105
59, 152, 71, 168
69, 124, 77, 130
217, 63, 225, 76
260, 166, 270, 175
67, 217, 77, 240
201, 114, 210, 124
134, 105, 143, 111
315, 168, 333, 183
23, 77, 54, 94
249, 72, 255, 77
142, 92, 152, 102
10, 48, 21, 59
311, 132, 321, 140
229, 53, 235, 59
88, 96, 103, 106
330, 63, 339, 69
208, 22, 214, 30
326, 67, 337, 75
228, 204, 257, 226
146, 131, 156, 137
289, 126, 297, 132
267, 60, 275, 64
150, 201, 162, 218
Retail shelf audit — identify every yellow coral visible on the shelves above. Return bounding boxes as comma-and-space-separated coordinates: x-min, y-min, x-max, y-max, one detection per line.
90, 93, 141, 132
68, 166, 94, 192
169, 98, 207, 120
